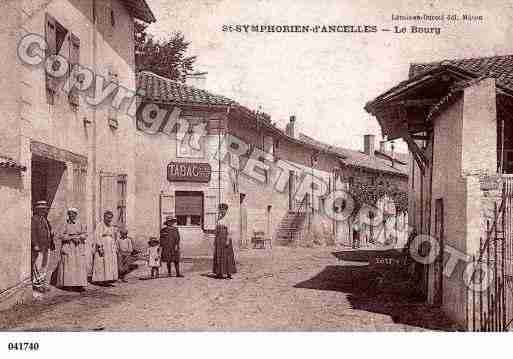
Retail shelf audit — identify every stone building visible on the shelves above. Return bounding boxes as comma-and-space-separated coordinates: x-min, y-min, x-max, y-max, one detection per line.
365, 55, 513, 329
134, 71, 409, 257
0, 0, 155, 310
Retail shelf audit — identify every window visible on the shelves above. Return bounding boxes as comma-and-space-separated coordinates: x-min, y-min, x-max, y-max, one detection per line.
107, 68, 119, 128
177, 119, 206, 158
99, 172, 127, 225
190, 215, 202, 226
68, 34, 80, 110
175, 191, 204, 227
110, 9, 115, 27
348, 177, 354, 186
177, 216, 188, 226
45, 13, 80, 107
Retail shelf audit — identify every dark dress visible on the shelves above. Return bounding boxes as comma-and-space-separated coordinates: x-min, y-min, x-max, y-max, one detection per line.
160, 226, 181, 263
213, 221, 237, 276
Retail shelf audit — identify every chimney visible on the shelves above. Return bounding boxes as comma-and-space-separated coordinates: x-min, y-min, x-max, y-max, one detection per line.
286, 115, 296, 138
363, 134, 375, 157
186, 73, 207, 89
379, 140, 387, 153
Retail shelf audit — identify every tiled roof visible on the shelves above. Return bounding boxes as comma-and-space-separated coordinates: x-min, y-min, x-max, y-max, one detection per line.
0, 156, 26, 171
376, 150, 409, 165
137, 71, 236, 106
409, 55, 513, 91
121, 0, 156, 23
137, 71, 408, 177
298, 134, 409, 177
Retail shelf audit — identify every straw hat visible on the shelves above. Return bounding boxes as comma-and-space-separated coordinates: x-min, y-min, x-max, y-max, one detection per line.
34, 200, 49, 209
148, 237, 159, 245
164, 216, 177, 225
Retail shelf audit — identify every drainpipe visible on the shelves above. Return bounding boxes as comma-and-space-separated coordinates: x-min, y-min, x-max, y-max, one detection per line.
91, 0, 98, 230
500, 116, 504, 174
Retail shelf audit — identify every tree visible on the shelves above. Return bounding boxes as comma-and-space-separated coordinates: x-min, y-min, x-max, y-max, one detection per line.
135, 21, 197, 82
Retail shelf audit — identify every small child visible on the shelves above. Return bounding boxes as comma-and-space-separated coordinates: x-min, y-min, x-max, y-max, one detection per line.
146, 237, 161, 279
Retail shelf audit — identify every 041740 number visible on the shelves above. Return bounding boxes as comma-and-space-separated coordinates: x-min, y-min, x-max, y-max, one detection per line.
7, 342, 39, 351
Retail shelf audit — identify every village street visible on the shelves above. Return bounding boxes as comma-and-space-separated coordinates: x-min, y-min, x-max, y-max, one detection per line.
0, 247, 454, 331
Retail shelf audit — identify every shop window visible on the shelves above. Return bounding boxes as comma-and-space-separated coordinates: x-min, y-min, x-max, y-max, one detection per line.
190, 215, 202, 226
177, 215, 188, 226
175, 191, 204, 227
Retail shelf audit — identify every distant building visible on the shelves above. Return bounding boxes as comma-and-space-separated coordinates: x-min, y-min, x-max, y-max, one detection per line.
135, 71, 409, 256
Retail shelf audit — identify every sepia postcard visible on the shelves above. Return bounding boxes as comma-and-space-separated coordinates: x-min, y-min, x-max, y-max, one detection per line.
0, 0, 512, 357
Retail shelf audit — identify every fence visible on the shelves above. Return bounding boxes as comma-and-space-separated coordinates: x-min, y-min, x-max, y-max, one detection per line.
470, 177, 513, 331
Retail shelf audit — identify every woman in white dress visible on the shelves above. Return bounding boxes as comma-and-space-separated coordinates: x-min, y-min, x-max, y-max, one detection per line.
92, 210, 119, 285
56, 208, 88, 290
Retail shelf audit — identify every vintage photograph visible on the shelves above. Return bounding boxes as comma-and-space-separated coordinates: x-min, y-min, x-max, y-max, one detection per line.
0, 0, 512, 339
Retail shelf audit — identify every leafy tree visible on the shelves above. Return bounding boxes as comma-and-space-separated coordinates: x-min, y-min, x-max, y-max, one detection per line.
135, 21, 197, 82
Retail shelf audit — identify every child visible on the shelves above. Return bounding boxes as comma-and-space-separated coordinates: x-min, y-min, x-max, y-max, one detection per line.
146, 237, 161, 279
117, 225, 135, 282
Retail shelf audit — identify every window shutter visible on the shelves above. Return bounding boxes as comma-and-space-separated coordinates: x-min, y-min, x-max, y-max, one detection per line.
160, 193, 175, 230
116, 174, 127, 225
68, 33, 80, 109
175, 195, 203, 216
204, 194, 218, 230
107, 67, 119, 128
45, 14, 58, 97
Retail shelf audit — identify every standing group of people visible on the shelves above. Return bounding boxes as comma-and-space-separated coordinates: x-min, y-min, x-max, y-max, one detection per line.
31, 202, 137, 293
30, 201, 237, 293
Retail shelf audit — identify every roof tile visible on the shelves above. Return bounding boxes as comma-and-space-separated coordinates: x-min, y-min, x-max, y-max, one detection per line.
0, 156, 26, 171
409, 55, 513, 91
137, 71, 236, 107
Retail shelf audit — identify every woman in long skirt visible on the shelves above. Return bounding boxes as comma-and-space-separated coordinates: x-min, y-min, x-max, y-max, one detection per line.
56, 208, 88, 290
213, 203, 237, 279
92, 210, 119, 284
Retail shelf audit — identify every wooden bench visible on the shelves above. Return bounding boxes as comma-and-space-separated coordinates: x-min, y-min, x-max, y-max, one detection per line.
251, 230, 272, 249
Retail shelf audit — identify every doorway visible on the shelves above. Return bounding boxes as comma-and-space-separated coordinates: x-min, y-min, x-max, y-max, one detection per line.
31, 155, 65, 210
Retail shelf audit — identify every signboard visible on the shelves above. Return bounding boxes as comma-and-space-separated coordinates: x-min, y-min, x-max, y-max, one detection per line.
167, 161, 212, 183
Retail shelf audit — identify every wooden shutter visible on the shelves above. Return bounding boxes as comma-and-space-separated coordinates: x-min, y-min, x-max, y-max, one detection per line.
68, 33, 80, 108
45, 14, 58, 97
159, 193, 175, 230
72, 163, 87, 215
176, 194, 203, 216
117, 174, 127, 225
99, 172, 117, 222
204, 194, 218, 230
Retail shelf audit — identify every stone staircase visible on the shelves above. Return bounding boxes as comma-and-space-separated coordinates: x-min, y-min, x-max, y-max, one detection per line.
275, 211, 307, 243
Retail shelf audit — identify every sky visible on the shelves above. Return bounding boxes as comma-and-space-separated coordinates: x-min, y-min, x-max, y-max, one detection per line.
144, 0, 513, 152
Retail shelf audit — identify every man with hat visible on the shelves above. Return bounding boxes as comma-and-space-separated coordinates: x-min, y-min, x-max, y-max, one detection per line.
31, 200, 55, 292
160, 216, 183, 277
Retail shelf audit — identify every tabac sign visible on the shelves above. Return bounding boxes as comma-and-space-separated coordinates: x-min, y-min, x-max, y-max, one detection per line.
167, 162, 212, 183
